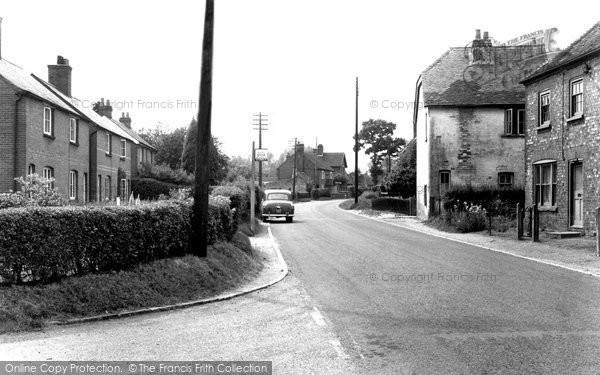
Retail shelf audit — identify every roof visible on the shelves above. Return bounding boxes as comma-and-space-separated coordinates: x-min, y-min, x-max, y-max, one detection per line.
522, 21, 600, 83
319, 152, 347, 168
110, 118, 157, 150
421, 45, 548, 106
0, 59, 79, 115
33, 76, 138, 143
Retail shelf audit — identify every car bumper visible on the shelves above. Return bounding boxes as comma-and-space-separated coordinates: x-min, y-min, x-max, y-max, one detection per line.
262, 213, 294, 218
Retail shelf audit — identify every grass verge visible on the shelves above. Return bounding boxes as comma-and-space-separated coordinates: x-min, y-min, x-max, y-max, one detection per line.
0, 232, 263, 333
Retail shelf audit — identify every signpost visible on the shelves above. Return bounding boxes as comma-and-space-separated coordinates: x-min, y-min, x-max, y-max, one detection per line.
255, 148, 269, 162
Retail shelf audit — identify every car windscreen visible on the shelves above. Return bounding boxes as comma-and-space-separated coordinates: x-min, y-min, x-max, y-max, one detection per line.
267, 193, 290, 201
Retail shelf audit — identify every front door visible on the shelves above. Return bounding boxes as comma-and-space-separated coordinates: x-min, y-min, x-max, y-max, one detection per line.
571, 163, 583, 227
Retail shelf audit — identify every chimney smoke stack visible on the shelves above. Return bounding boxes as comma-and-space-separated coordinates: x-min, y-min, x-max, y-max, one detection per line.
95, 97, 113, 119
48, 55, 72, 96
475, 29, 481, 40
483, 31, 489, 40
119, 111, 131, 128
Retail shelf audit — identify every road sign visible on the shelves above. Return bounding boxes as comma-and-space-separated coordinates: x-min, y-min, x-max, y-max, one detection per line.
255, 148, 269, 161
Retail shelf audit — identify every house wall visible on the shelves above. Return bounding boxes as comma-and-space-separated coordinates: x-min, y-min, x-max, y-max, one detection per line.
0, 78, 18, 191
416, 91, 430, 219
92, 128, 133, 201
524, 55, 600, 234
418, 106, 526, 218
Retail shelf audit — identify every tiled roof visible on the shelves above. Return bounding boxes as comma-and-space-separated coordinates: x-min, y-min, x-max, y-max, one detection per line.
110, 118, 157, 150
0, 59, 79, 115
522, 21, 600, 83
320, 152, 347, 168
33, 76, 138, 143
422, 46, 548, 106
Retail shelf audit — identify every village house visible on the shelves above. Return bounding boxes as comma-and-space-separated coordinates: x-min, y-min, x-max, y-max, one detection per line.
521, 21, 600, 234
413, 30, 552, 219
275, 144, 347, 193
0, 47, 154, 202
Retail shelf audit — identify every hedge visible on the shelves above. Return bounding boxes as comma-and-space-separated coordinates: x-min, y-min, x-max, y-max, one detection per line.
442, 186, 524, 218
212, 185, 247, 223
131, 178, 182, 200
371, 197, 415, 215
0, 198, 235, 285
311, 188, 331, 200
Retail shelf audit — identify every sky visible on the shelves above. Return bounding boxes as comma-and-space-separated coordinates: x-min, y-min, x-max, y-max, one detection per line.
1, 1, 599, 172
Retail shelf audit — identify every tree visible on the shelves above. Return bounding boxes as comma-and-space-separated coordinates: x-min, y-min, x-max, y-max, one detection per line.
356, 119, 406, 182
181, 118, 229, 185
384, 139, 416, 198
138, 124, 187, 170
225, 155, 252, 183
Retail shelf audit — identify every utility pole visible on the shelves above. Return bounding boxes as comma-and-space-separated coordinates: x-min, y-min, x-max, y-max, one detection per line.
252, 113, 268, 187
354, 77, 359, 204
191, 0, 214, 258
292, 138, 297, 199
314, 137, 317, 188
250, 141, 256, 233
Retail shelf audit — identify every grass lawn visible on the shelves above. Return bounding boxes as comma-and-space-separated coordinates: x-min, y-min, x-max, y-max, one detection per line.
0, 230, 263, 333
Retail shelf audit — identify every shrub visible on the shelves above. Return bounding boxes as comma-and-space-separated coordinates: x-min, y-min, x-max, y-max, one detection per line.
371, 197, 414, 215
442, 186, 524, 219
360, 191, 379, 200
449, 202, 487, 233
0, 193, 25, 209
212, 185, 246, 223
0, 174, 64, 209
0, 199, 236, 285
139, 162, 194, 185
311, 188, 331, 200
131, 178, 180, 200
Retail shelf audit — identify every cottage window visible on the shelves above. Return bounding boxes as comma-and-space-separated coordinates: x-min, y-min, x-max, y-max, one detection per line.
120, 178, 128, 198
69, 171, 78, 200
106, 133, 112, 155
69, 118, 78, 143
43, 107, 53, 135
504, 109, 513, 135
498, 172, 514, 188
517, 109, 525, 135
28, 164, 35, 176
104, 176, 112, 200
97, 175, 102, 201
42, 166, 54, 189
83, 173, 88, 202
539, 91, 550, 126
570, 79, 583, 116
120, 139, 127, 158
440, 171, 450, 191
534, 161, 557, 207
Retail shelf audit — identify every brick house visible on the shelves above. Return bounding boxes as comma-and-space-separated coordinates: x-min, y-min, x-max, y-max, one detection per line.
276, 144, 347, 192
521, 22, 600, 234
0, 53, 152, 202
413, 30, 550, 219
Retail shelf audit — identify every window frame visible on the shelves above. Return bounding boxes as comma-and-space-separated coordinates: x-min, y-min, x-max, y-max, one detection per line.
517, 109, 525, 135
28, 164, 35, 176
439, 170, 451, 190
42, 166, 54, 189
69, 170, 78, 200
570, 78, 583, 117
120, 139, 127, 158
534, 161, 557, 208
104, 175, 112, 200
83, 173, 88, 203
43, 107, 53, 136
120, 178, 128, 198
498, 172, 514, 188
538, 91, 551, 127
106, 133, 112, 156
504, 109, 513, 135
69, 118, 78, 144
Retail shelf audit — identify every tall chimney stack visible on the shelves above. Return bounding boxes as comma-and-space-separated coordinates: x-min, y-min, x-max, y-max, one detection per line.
119, 112, 132, 129
475, 29, 481, 40
94, 97, 113, 119
48, 56, 72, 96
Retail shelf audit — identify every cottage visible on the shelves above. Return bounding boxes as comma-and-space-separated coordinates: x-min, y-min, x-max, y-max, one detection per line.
521, 22, 600, 234
413, 30, 551, 219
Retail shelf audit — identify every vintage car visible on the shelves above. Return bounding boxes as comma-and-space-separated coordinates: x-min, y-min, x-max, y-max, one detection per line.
261, 189, 295, 223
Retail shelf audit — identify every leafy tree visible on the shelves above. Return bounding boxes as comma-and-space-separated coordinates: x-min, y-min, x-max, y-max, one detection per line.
225, 156, 253, 183
383, 140, 416, 198
138, 124, 186, 170
356, 119, 406, 181
180, 118, 229, 184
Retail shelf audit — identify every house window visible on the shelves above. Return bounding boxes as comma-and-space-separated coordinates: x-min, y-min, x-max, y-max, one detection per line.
120, 178, 128, 198
504, 109, 513, 135
42, 167, 54, 188
97, 175, 102, 201
570, 79, 583, 116
534, 162, 557, 207
517, 109, 525, 135
498, 172, 514, 188
539, 91, 550, 126
69, 171, 78, 200
28, 164, 35, 176
106, 133, 112, 155
120, 139, 126, 158
440, 171, 450, 191
69, 118, 78, 143
104, 176, 112, 200
321, 170, 325, 180
43, 107, 53, 135
83, 173, 88, 202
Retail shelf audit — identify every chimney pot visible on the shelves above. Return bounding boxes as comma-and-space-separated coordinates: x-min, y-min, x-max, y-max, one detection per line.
101, 98, 105, 105
475, 29, 481, 40
483, 31, 489, 40
106, 99, 110, 106
48, 55, 72, 96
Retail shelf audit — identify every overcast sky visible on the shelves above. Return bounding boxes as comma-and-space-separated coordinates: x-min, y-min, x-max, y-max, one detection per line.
1, 1, 598, 171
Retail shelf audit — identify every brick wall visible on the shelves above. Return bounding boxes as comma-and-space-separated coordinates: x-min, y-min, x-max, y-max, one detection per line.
93, 128, 133, 201
0, 78, 17, 191
524, 55, 600, 234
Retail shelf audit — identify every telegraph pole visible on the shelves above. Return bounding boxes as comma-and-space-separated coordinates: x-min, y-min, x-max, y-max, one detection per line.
191, 0, 214, 258
252, 113, 268, 187
354, 77, 359, 204
292, 138, 297, 199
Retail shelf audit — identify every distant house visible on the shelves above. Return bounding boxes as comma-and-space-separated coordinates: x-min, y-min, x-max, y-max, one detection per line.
521, 22, 600, 234
413, 30, 551, 219
0, 52, 155, 201
276, 143, 347, 192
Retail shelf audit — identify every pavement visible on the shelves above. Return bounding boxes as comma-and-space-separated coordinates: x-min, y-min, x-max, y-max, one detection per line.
345, 207, 600, 278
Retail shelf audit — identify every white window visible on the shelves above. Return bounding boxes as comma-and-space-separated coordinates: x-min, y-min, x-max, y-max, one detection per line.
28, 164, 35, 176
69, 118, 78, 143
504, 109, 513, 135
106, 133, 112, 155
69, 171, 77, 200
534, 162, 557, 207
43, 107, 53, 135
42, 166, 54, 188
539, 91, 550, 125
120, 139, 127, 158
570, 79, 583, 116
120, 178, 128, 198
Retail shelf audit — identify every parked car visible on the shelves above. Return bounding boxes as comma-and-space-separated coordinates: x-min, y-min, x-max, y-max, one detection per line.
261, 189, 295, 223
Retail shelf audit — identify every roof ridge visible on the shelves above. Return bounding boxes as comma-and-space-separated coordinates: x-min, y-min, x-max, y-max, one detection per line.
0, 58, 24, 70
422, 48, 453, 74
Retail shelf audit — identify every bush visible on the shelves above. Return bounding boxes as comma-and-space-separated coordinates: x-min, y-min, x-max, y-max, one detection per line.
444, 202, 487, 233
212, 185, 246, 223
311, 188, 331, 200
360, 191, 379, 200
0, 199, 236, 285
139, 162, 194, 185
131, 178, 180, 200
0, 193, 26, 209
0, 174, 64, 209
371, 197, 414, 215
442, 186, 524, 219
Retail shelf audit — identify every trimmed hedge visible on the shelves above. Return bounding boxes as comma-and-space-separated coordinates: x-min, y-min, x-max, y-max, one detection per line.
442, 186, 524, 218
311, 188, 331, 200
131, 178, 181, 200
0, 199, 235, 285
371, 197, 414, 215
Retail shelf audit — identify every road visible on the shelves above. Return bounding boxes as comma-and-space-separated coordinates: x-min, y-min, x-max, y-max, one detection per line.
2, 200, 600, 374
270, 200, 600, 374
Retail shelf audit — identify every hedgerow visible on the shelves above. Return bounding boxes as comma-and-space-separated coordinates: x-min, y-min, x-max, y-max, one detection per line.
0, 198, 235, 285
131, 178, 181, 200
